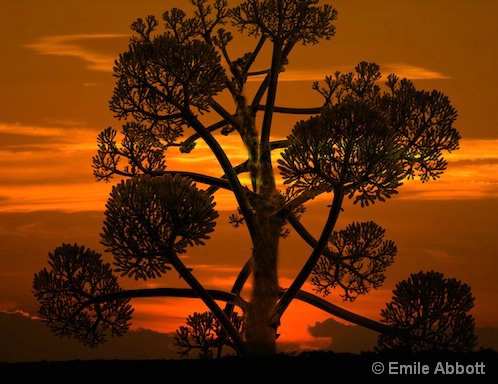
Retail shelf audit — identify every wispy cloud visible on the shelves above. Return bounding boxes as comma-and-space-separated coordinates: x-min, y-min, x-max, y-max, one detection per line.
0, 123, 66, 137
247, 63, 450, 83
398, 139, 498, 200
25, 34, 451, 83
24, 34, 128, 72
2, 118, 496, 213
383, 63, 451, 80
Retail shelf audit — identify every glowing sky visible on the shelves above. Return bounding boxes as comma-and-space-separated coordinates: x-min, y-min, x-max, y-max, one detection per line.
1, 0, 497, 353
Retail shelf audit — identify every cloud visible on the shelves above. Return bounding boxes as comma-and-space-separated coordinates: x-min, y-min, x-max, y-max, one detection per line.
247, 63, 450, 83
398, 139, 498, 200
0, 311, 178, 362
1, 116, 496, 213
308, 317, 378, 353
383, 63, 451, 80
289, 138, 498, 202
24, 34, 128, 72
0, 123, 66, 138
22, 35, 451, 83
0, 122, 97, 150
309, 317, 498, 353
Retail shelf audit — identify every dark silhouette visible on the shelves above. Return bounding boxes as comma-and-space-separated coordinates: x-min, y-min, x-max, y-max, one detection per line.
33, 0, 460, 357
174, 311, 244, 359
377, 271, 477, 352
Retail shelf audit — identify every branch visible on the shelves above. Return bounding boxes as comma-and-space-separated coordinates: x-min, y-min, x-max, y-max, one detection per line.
255, 105, 323, 115
85, 288, 247, 310
165, 171, 232, 191
274, 185, 332, 217
208, 98, 241, 130
186, 111, 260, 241
247, 69, 270, 77
181, 118, 231, 151
166, 250, 245, 354
205, 160, 249, 195
295, 290, 401, 336
286, 211, 333, 260
260, 40, 284, 184
272, 186, 345, 325
270, 140, 289, 150
250, 41, 295, 109
204, 138, 289, 195
84, 286, 401, 337
223, 258, 253, 319
241, 36, 267, 78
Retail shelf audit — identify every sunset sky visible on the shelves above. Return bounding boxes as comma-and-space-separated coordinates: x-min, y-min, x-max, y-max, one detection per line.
1, 0, 497, 358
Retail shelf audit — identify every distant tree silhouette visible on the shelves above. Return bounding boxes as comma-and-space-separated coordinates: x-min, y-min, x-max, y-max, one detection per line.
33, 0, 460, 357
377, 271, 477, 352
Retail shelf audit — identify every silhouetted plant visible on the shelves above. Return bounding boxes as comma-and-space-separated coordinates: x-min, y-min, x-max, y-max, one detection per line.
101, 174, 219, 280
175, 311, 244, 359
376, 271, 477, 352
32, 244, 133, 347
311, 221, 397, 301
33, 0, 461, 358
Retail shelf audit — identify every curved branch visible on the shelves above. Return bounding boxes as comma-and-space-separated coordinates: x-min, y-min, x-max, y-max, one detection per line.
272, 187, 345, 324
288, 212, 324, 250
208, 98, 241, 129
166, 171, 232, 190
204, 139, 289, 195
186, 111, 260, 242
274, 185, 332, 217
250, 41, 295, 109
241, 36, 267, 78
260, 40, 283, 185
86, 288, 247, 310
286, 211, 353, 273
223, 258, 253, 319
205, 161, 249, 195
181, 119, 231, 150
167, 250, 245, 354
84, 286, 401, 337
295, 290, 400, 336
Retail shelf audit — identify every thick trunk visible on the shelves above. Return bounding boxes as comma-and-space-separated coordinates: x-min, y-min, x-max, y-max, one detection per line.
238, 39, 284, 355
243, 197, 283, 356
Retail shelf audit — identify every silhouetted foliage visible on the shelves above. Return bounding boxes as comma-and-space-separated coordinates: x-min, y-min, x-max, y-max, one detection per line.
311, 221, 397, 301
101, 174, 219, 280
32, 244, 133, 347
377, 271, 477, 352
279, 97, 406, 207
175, 311, 244, 359
230, 0, 338, 44
33, 0, 462, 358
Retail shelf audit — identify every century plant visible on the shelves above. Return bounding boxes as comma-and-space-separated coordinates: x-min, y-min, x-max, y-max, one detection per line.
377, 271, 477, 352
33, 0, 460, 357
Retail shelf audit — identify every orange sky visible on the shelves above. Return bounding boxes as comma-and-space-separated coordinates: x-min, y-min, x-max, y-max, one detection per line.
1, 0, 497, 353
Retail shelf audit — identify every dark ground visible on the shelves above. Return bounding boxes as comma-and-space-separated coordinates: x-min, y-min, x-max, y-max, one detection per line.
1, 350, 497, 380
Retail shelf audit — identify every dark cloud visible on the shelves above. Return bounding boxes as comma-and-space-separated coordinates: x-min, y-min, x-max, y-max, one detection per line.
309, 317, 498, 353
1, 311, 497, 363
0, 311, 178, 362
308, 318, 378, 353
